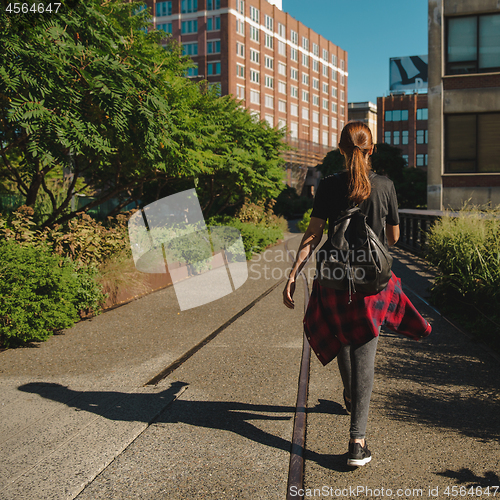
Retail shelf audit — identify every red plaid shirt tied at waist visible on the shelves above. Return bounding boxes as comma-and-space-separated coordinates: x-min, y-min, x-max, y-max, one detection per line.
303, 272, 432, 366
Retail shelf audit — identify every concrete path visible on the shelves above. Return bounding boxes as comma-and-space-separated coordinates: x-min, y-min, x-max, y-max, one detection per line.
1, 233, 499, 499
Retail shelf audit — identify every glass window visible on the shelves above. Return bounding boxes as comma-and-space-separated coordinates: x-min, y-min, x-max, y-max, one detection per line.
302, 108, 309, 120
290, 30, 298, 45
447, 14, 500, 74
302, 37, 309, 50
302, 53, 309, 68
291, 48, 298, 62
250, 70, 259, 83
265, 15, 273, 31
181, 0, 198, 13
322, 131, 329, 146
385, 110, 392, 122
417, 108, 428, 120
250, 90, 260, 104
302, 73, 309, 85
312, 60, 319, 72
236, 0, 244, 15
236, 42, 244, 57
265, 34, 273, 49
332, 102, 337, 113
236, 64, 245, 78
323, 48, 328, 61
235, 18, 244, 35
279, 81, 287, 95
332, 69, 337, 81
278, 62, 287, 76
156, 1, 172, 16
207, 40, 221, 54
384, 131, 391, 144
416, 154, 425, 167
331, 117, 337, 129
392, 110, 401, 121
416, 129, 427, 144
265, 56, 273, 70
479, 15, 500, 69
290, 85, 298, 98
313, 95, 319, 106
302, 91, 309, 102
313, 43, 319, 56
312, 78, 319, 90
236, 85, 245, 99
183, 42, 198, 56
323, 99, 328, 110
331, 54, 337, 66
186, 65, 198, 77
291, 68, 298, 80
278, 41, 286, 56
208, 16, 221, 31
313, 128, 319, 144
393, 131, 400, 145
402, 130, 409, 145
265, 75, 274, 89
207, 0, 220, 9
207, 61, 221, 75
322, 83, 328, 94
250, 26, 259, 42
250, 49, 259, 64
181, 20, 198, 34
401, 110, 408, 121
402, 155, 409, 165
291, 122, 298, 139
313, 111, 319, 123
322, 115, 328, 126
278, 23, 286, 38
279, 100, 286, 113
157, 23, 172, 34
290, 104, 298, 116
265, 95, 274, 109
250, 6, 259, 23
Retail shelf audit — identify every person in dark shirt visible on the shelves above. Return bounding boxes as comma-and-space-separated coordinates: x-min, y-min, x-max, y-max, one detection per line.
283, 121, 409, 467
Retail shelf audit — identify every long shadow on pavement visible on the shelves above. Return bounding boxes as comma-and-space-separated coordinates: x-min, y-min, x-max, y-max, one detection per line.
18, 381, 353, 473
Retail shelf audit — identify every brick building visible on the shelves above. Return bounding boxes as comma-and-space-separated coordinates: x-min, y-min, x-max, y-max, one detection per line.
427, 0, 500, 210
377, 93, 428, 168
142, 0, 348, 193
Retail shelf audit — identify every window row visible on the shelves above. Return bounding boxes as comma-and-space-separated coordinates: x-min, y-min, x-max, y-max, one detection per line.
183, 40, 221, 55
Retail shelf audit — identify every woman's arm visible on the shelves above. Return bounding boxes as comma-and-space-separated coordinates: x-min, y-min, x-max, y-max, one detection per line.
387, 224, 400, 246
283, 216, 326, 309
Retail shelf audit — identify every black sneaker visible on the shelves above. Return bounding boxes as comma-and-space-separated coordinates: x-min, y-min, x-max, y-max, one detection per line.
347, 441, 372, 466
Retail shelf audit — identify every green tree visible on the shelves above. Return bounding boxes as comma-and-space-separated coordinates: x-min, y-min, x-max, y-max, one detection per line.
0, 0, 287, 226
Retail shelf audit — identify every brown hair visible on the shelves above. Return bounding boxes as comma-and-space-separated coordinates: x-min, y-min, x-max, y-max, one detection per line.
338, 121, 373, 205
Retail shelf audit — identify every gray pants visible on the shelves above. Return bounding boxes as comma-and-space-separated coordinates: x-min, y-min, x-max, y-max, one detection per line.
337, 332, 379, 439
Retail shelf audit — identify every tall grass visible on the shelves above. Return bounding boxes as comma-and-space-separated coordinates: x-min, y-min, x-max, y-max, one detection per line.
426, 205, 500, 345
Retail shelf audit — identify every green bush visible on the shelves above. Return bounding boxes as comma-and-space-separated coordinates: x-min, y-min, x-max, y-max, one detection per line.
297, 208, 328, 233
0, 241, 80, 347
273, 186, 313, 218
207, 216, 284, 259
426, 205, 500, 346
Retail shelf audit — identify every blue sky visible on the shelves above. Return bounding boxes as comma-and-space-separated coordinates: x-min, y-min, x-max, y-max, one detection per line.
282, 0, 428, 104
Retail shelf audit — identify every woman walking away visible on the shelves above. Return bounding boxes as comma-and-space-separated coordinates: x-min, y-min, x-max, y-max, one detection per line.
283, 121, 431, 467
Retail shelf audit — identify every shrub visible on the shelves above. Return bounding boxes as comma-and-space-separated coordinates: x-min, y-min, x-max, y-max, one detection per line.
426, 205, 500, 346
0, 241, 80, 347
207, 216, 284, 259
273, 186, 313, 218
297, 208, 328, 233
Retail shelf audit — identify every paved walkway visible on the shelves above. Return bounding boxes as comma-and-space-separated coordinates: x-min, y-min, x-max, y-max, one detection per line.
0, 232, 499, 499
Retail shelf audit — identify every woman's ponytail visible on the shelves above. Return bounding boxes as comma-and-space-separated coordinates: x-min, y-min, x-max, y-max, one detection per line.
338, 122, 373, 205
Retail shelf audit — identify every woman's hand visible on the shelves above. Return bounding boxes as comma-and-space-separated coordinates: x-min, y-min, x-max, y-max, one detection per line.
283, 278, 296, 309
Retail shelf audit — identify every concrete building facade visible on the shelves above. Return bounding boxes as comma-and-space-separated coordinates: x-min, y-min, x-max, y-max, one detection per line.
144, 0, 348, 193
428, 0, 500, 210
347, 101, 378, 144
377, 93, 428, 168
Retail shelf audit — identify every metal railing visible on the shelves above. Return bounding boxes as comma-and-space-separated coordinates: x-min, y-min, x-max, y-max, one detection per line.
397, 209, 446, 254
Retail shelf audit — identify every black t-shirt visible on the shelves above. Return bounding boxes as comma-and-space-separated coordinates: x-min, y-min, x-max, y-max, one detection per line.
311, 171, 400, 245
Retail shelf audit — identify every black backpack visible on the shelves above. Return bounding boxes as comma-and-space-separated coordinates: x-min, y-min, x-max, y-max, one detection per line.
315, 205, 393, 302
